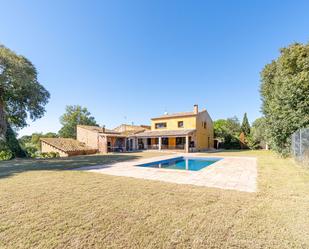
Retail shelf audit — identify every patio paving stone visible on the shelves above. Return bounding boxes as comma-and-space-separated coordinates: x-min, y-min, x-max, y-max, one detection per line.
77, 153, 257, 192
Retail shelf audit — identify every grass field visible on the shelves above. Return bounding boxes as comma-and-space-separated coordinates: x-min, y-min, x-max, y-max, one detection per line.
0, 150, 309, 248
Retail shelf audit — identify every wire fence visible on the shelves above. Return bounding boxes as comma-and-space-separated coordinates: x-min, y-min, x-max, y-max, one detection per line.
291, 128, 309, 164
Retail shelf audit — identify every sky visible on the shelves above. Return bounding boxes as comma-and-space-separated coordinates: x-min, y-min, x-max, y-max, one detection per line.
0, 0, 309, 136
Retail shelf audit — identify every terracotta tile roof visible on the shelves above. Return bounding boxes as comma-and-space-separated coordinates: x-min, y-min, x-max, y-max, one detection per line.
77, 125, 120, 134
112, 124, 150, 136
104, 130, 122, 135
77, 125, 104, 132
151, 112, 196, 120
97, 129, 145, 137
120, 129, 147, 136
133, 129, 196, 138
40, 138, 95, 153
113, 124, 150, 131
99, 133, 127, 138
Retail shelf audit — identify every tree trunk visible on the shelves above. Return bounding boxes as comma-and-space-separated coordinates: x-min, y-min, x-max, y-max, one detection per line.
0, 99, 7, 140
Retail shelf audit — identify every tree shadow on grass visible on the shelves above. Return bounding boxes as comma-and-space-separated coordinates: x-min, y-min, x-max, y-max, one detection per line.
0, 154, 141, 179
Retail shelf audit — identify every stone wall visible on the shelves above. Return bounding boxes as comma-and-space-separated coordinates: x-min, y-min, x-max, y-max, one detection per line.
41, 142, 69, 157
76, 126, 98, 149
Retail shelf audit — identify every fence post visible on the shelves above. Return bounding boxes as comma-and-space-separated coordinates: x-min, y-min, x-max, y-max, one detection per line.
293, 132, 296, 157
299, 128, 302, 160
294, 132, 297, 157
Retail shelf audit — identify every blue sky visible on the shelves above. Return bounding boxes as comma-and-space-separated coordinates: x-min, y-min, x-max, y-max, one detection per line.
1, 0, 309, 136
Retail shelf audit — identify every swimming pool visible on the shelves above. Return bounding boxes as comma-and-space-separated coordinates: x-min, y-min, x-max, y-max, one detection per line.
136, 157, 222, 171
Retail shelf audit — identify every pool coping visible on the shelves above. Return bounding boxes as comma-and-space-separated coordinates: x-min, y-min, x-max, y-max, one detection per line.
135, 156, 223, 172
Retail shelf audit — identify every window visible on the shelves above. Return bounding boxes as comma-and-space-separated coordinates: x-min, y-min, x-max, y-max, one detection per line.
155, 122, 167, 129
162, 137, 168, 145
178, 121, 184, 128
203, 121, 207, 129
147, 138, 151, 146
138, 138, 144, 150
176, 137, 185, 145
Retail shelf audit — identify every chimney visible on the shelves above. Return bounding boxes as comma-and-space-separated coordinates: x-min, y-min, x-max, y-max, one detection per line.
193, 104, 198, 114
102, 125, 105, 133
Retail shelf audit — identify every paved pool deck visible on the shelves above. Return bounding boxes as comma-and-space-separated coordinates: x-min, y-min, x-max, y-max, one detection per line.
77, 154, 257, 192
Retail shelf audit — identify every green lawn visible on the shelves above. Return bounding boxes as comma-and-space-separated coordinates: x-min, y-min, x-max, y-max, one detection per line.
0, 150, 309, 248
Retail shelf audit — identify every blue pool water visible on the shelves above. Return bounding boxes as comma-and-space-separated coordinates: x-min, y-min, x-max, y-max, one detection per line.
136, 157, 222, 171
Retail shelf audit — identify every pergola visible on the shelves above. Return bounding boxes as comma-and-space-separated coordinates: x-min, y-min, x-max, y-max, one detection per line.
132, 129, 196, 152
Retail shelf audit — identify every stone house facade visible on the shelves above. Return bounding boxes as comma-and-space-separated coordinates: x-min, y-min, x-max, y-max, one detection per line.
40, 138, 97, 157
40, 104, 214, 157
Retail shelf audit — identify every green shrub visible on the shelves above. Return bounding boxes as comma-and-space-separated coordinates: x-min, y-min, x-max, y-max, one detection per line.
5, 125, 26, 158
48, 152, 60, 158
220, 134, 241, 149
22, 143, 38, 158
0, 139, 13, 161
39, 152, 60, 158
0, 150, 13, 161
246, 135, 261, 150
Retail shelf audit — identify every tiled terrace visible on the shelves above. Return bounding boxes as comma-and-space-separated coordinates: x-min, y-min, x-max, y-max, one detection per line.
78, 153, 257, 192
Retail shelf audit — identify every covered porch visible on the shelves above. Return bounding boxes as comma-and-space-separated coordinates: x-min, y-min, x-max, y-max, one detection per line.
98, 134, 127, 153
129, 129, 196, 153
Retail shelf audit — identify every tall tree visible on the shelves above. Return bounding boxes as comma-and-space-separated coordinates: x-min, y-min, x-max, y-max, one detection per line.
226, 116, 241, 135
214, 116, 241, 149
260, 42, 309, 155
214, 117, 241, 139
31, 132, 58, 149
241, 113, 251, 136
19, 132, 58, 157
0, 45, 50, 139
214, 119, 229, 140
58, 105, 97, 138
4, 124, 26, 157
251, 117, 267, 146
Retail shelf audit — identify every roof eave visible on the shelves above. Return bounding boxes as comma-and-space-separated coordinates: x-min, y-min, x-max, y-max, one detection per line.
131, 129, 196, 138
151, 114, 197, 120
40, 140, 67, 153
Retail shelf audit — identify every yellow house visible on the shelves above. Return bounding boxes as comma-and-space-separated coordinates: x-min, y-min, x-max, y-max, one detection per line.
129, 104, 214, 152
40, 104, 213, 157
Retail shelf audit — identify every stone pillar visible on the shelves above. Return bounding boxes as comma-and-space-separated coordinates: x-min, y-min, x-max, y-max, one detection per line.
144, 138, 148, 149
185, 135, 189, 153
100, 136, 108, 154
123, 138, 127, 152
158, 137, 162, 151
134, 138, 138, 150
